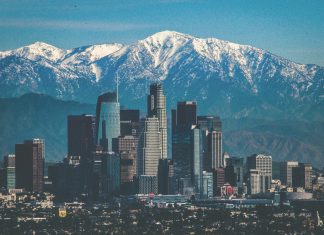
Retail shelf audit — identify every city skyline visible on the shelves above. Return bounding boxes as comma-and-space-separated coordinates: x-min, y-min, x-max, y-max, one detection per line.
0, 1, 323, 233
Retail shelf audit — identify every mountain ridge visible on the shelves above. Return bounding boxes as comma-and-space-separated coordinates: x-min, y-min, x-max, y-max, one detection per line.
0, 31, 323, 121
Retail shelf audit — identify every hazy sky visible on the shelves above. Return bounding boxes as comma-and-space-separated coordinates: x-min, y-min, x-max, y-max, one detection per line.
1, 0, 323, 66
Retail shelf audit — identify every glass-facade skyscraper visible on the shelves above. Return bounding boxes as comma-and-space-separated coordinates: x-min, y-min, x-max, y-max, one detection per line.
172, 101, 197, 190
96, 92, 120, 152
192, 127, 203, 198
197, 116, 223, 171
15, 139, 45, 192
3, 154, 16, 189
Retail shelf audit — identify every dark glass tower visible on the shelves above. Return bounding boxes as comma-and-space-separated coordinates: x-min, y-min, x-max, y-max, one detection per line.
172, 101, 197, 183
197, 116, 222, 171
96, 92, 120, 152
67, 114, 96, 195
68, 114, 96, 159
15, 139, 45, 192
120, 109, 140, 136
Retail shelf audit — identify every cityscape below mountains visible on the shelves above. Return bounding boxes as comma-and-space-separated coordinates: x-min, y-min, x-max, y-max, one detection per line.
1, 83, 324, 234
0, 31, 323, 168
0, 31, 323, 234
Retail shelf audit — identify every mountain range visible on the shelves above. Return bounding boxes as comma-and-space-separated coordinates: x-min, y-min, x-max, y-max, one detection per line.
0, 31, 323, 166
0, 31, 323, 120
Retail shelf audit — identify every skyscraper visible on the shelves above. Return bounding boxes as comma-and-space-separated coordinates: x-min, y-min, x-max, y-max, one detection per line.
292, 163, 312, 190
147, 83, 168, 159
137, 117, 161, 176
280, 161, 299, 186
101, 152, 120, 197
112, 135, 138, 194
15, 139, 45, 192
68, 114, 96, 159
176, 101, 197, 126
96, 92, 120, 152
191, 127, 203, 198
172, 101, 197, 181
197, 116, 222, 171
226, 157, 244, 187
120, 109, 140, 136
3, 154, 16, 189
67, 114, 96, 195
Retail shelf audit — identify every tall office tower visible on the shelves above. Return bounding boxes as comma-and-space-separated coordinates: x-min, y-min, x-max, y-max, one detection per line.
248, 169, 265, 195
68, 115, 96, 159
226, 157, 244, 187
247, 154, 272, 191
158, 158, 173, 194
91, 148, 104, 200
147, 83, 168, 159
15, 139, 45, 192
137, 117, 161, 176
197, 116, 222, 171
292, 163, 312, 190
280, 161, 299, 186
191, 127, 203, 198
213, 168, 225, 196
120, 109, 140, 136
67, 115, 96, 194
172, 101, 197, 182
96, 92, 120, 152
112, 135, 138, 194
3, 154, 16, 189
101, 152, 120, 197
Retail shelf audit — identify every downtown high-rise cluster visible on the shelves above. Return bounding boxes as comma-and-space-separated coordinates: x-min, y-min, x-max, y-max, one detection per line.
0, 83, 316, 202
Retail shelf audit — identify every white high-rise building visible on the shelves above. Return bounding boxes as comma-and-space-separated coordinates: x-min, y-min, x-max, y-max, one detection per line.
137, 117, 162, 176
147, 83, 168, 159
247, 154, 272, 191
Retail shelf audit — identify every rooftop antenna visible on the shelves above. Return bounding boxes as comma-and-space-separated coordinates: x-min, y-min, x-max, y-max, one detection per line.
116, 75, 119, 102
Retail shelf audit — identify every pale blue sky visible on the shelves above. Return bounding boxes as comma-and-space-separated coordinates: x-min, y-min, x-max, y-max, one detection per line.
0, 0, 323, 65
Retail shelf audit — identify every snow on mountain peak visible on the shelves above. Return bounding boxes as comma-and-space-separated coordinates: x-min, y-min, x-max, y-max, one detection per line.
144, 30, 192, 42
15, 41, 67, 62
61, 43, 123, 66
83, 43, 123, 61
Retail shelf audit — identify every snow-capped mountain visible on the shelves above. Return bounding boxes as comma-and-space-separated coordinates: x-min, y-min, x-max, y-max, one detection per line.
0, 31, 323, 119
